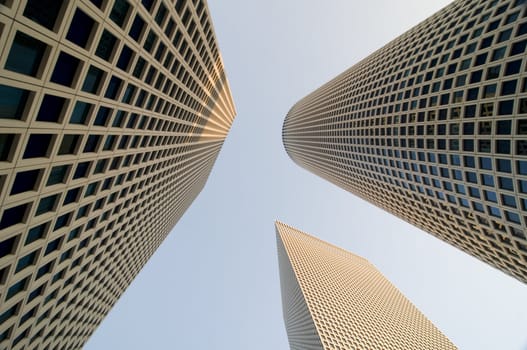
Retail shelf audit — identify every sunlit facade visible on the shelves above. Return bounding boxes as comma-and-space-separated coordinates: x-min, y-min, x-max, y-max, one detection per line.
0, 0, 235, 348
276, 221, 457, 350
283, 0, 527, 283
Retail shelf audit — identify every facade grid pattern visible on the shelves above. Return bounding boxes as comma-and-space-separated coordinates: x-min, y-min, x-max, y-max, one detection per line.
0, 0, 236, 349
276, 221, 457, 350
283, 0, 527, 283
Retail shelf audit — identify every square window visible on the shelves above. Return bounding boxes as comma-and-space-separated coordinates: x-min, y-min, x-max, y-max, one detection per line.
5, 32, 47, 76
53, 213, 70, 231
105, 76, 122, 99
497, 120, 511, 134
44, 237, 61, 255
25, 223, 48, 245
47, 165, 68, 186
480, 157, 492, 170
23, 134, 52, 158
103, 135, 116, 150
83, 135, 101, 152
497, 158, 512, 173
15, 251, 37, 272
6, 277, 28, 299
0, 204, 28, 229
66, 9, 95, 48
491, 46, 506, 61
505, 59, 522, 75
0, 235, 17, 257
499, 177, 514, 191
483, 84, 496, 98
510, 39, 527, 55
486, 65, 500, 80
11, 169, 41, 194
36, 194, 57, 215
470, 70, 483, 83
82, 66, 104, 94
109, 0, 130, 27
58, 134, 81, 155
498, 29, 512, 43
496, 140, 510, 154
474, 52, 487, 66
23, 0, 64, 30
133, 57, 146, 79
94, 106, 112, 126
467, 87, 479, 100
143, 31, 157, 52
50, 52, 80, 87
479, 139, 491, 152
73, 162, 90, 179
129, 15, 145, 41
63, 187, 80, 205
464, 105, 476, 117
498, 100, 514, 115
501, 80, 517, 95
482, 175, 495, 187
122, 84, 136, 103
95, 30, 117, 61
463, 122, 474, 135
116, 45, 133, 71
0, 84, 30, 120
70, 101, 92, 124
36, 94, 66, 122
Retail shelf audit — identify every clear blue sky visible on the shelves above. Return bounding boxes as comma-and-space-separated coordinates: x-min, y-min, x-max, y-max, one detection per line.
85, 1, 527, 349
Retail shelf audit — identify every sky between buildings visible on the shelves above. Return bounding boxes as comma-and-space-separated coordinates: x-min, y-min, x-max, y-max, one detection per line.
85, 1, 527, 349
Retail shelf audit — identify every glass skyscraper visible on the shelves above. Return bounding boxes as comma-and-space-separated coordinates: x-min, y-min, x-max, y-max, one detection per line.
283, 0, 527, 283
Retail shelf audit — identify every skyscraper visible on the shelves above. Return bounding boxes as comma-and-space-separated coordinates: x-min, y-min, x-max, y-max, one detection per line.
283, 0, 527, 283
0, 0, 235, 348
275, 221, 457, 350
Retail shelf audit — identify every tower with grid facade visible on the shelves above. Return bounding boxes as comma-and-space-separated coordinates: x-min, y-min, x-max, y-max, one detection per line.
0, 0, 235, 348
283, 0, 527, 283
275, 221, 457, 350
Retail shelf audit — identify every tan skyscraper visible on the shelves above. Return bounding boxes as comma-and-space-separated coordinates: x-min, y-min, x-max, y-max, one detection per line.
283, 0, 527, 283
275, 221, 457, 350
0, 0, 235, 348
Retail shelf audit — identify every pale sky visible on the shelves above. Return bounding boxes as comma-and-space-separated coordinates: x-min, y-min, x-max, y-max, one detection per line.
85, 1, 527, 349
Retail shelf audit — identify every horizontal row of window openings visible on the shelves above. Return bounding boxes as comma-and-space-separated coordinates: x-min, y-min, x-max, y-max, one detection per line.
339, 136, 527, 157
64, 2, 220, 94
119, 0, 219, 70
0, 84, 206, 129
345, 4, 527, 89
0, 133, 197, 176
0, 185, 164, 264
379, 0, 524, 54
334, 114, 527, 136
0, 150, 201, 210
2, 26, 214, 108
377, 163, 527, 203
319, 98, 527, 131
324, 59, 527, 114
401, 183, 527, 226
341, 21, 527, 98
16, 0, 217, 62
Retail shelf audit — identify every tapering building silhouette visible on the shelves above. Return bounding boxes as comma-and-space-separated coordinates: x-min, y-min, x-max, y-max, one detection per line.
0, 0, 235, 348
283, 0, 527, 283
275, 221, 457, 350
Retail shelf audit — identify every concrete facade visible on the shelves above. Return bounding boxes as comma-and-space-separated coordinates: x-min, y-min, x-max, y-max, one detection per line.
0, 0, 235, 348
276, 221, 457, 350
283, 0, 527, 283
